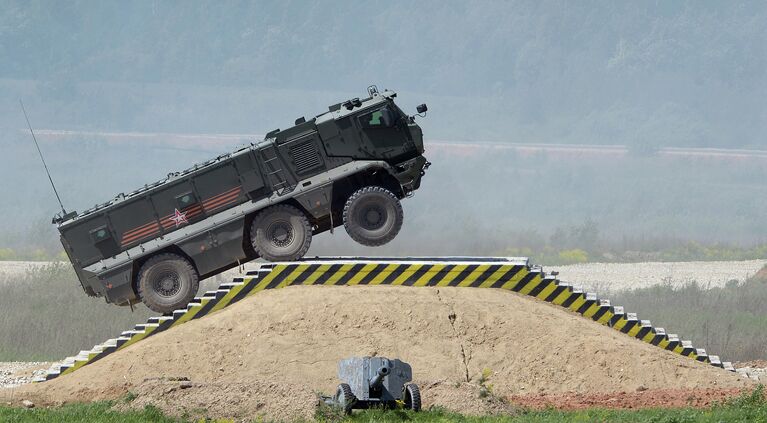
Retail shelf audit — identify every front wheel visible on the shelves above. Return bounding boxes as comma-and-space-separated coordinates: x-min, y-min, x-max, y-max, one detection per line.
403, 383, 421, 411
343, 186, 403, 247
250, 204, 312, 261
137, 253, 199, 314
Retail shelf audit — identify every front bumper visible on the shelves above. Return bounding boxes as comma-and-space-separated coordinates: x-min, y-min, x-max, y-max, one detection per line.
393, 155, 430, 193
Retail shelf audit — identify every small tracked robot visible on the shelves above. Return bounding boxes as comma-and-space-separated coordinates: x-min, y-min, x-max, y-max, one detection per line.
326, 356, 421, 414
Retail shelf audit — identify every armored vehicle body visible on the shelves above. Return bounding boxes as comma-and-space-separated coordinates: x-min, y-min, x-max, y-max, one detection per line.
55, 87, 429, 313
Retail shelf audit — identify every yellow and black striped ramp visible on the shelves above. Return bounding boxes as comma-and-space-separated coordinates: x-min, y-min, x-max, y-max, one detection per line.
36, 257, 733, 382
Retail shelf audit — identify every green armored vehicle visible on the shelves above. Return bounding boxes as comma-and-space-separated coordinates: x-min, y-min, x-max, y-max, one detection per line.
54, 87, 429, 313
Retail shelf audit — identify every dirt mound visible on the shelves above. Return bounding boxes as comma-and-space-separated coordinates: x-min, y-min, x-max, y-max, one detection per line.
113, 378, 318, 421
10, 286, 751, 420
419, 380, 518, 415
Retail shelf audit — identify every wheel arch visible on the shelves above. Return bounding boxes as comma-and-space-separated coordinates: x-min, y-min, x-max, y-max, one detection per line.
241, 198, 314, 256
330, 167, 403, 216
245, 201, 313, 262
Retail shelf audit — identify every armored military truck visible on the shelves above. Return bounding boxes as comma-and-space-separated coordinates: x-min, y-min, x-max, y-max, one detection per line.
54, 86, 429, 313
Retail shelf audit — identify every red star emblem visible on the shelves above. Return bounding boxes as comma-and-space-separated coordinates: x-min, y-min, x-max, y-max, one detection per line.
170, 208, 189, 227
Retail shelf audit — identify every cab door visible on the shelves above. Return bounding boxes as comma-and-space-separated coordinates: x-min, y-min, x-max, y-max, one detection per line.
355, 105, 413, 161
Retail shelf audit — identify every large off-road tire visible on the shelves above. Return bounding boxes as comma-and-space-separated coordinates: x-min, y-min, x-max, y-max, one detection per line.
335, 383, 356, 415
137, 253, 199, 314
343, 186, 403, 247
250, 204, 312, 262
403, 383, 421, 411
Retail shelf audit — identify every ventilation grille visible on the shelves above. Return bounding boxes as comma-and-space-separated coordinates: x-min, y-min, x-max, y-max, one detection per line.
290, 141, 322, 174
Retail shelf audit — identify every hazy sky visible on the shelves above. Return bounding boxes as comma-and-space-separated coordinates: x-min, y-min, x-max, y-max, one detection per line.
2, 1, 766, 146
2, 1, 766, 252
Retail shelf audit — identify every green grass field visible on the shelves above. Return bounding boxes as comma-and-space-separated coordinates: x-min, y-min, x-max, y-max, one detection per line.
610, 266, 767, 362
0, 402, 177, 423
2, 387, 766, 422
0, 263, 219, 361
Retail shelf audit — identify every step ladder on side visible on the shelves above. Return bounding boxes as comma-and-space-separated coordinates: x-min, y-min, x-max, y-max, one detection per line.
259, 144, 295, 196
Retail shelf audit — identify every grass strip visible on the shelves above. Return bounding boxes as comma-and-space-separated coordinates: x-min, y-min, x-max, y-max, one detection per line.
1, 386, 765, 423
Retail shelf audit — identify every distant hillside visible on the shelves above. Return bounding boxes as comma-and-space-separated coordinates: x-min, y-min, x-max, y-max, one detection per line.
3, 129, 767, 258
2, 1, 766, 257
1, 1, 766, 147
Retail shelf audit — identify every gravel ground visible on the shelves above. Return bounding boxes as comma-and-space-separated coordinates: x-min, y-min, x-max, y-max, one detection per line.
735, 361, 767, 383
549, 259, 765, 293
736, 367, 767, 382
0, 362, 49, 389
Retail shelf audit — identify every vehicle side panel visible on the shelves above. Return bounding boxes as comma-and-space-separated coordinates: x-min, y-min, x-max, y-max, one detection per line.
111, 196, 160, 252
232, 152, 267, 199
278, 131, 328, 179
177, 218, 247, 277
60, 214, 112, 268
192, 164, 244, 217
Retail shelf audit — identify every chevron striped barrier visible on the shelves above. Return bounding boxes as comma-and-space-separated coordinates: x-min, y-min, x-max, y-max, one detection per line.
36, 257, 733, 382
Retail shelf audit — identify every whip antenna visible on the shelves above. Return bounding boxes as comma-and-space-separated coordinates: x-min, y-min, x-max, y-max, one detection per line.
20, 99, 67, 216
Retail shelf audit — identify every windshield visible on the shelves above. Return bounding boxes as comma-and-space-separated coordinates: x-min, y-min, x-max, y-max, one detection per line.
359, 106, 397, 128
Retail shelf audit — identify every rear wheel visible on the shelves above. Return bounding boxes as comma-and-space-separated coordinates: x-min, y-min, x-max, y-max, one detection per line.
250, 204, 312, 261
343, 186, 403, 246
335, 383, 356, 415
137, 253, 199, 314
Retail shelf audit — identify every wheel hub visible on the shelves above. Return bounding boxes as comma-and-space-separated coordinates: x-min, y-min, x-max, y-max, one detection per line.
268, 221, 294, 248
154, 272, 181, 297
360, 205, 386, 230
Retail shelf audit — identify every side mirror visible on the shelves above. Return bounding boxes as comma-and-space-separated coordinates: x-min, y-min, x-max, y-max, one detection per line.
416, 104, 428, 114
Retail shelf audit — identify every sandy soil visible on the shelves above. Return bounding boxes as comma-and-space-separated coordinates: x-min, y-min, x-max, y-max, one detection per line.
112, 378, 319, 421
552, 260, 765, 293
6, 285, 751, 420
